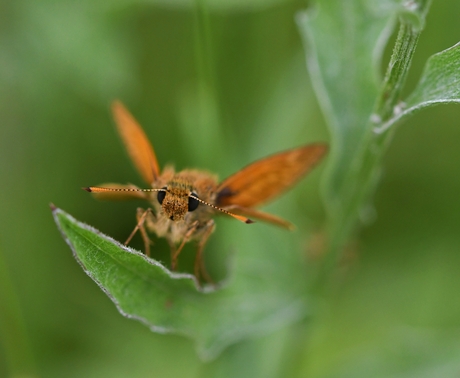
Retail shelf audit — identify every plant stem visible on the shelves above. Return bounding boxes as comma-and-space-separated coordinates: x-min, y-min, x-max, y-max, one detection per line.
193, 0, 215, 94
374, 21, 421, 125
192, 0, 229, 165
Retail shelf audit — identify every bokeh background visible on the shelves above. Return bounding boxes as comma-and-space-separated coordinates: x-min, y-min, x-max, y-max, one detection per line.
1, 1, 460, 377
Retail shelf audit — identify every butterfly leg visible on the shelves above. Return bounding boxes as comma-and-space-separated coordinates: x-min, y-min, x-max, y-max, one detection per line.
194, 219, 215, 284
167, 238, 177, 269
124, 208, 154, 256
171, 220, 199, 271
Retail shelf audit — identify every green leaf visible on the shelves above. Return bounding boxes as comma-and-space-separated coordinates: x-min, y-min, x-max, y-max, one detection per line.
297, 0, 430, 209
296, 1, 399, 214
296, 0, 432, 285
377, 42, 460, 133
53, 207, 308, 360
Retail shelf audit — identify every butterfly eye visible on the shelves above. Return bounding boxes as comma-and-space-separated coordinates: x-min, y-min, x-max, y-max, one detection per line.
188, 193, 199, 212
157, 187, 167, 204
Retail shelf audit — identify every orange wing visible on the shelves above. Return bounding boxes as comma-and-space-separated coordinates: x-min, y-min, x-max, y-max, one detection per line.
112, 101, 160, 185
216, 144, 327, 208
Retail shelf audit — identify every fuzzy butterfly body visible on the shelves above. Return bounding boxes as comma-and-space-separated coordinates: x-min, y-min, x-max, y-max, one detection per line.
85, 101, 327, 282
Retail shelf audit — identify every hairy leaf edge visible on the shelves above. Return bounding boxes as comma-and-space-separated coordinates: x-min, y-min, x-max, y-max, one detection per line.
51, 207, 220, 330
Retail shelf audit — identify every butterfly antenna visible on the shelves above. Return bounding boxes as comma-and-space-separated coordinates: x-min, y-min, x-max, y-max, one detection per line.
189, 194, 254, 224
83, 187, 254, 224
83, 187, 165, 194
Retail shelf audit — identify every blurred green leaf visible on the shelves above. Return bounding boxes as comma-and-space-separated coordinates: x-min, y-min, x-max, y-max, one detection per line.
296, 0, 399, 215
53, 207, 308, 360
378, 42, 460, 132
297, 0, 429, 212
296, 1, 433, 273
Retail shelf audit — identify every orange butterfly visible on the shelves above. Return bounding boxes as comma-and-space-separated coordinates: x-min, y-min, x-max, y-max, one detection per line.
85, 101, 327, 282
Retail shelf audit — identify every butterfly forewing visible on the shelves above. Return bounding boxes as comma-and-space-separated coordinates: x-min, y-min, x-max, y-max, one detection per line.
112, 101, 160, 185
216, 144, 327, 208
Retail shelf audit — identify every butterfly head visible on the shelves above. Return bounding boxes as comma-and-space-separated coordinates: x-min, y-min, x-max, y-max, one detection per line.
156, 184, 200, 222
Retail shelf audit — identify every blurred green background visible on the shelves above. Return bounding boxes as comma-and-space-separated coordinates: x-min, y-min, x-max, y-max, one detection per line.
1, 0, 460, 377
